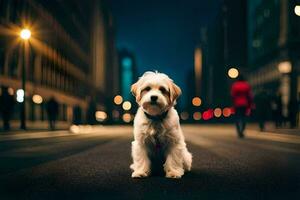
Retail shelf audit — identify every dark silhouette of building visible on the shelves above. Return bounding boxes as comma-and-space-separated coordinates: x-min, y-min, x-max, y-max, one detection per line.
247, 0, 300, 126
197, 0, 247, 108
0, 86, 15, 130
46, 97, 59, 130
0, 0, 119, 127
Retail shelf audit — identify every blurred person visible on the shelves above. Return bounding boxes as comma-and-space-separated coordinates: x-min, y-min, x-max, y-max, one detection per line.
297, 93, 300, 127
254, 89, 270, 131
0, 87, 15, 131
72, 105, 82, 125
231, 75, 253, 138
289, 97, 298, 128
46, 97, 59, 130
271, 92, 283, 128
86, 99, 97, 125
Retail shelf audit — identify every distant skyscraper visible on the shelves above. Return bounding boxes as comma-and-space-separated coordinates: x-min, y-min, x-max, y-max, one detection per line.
197, 0, 247, 107
118, 49, 137, 101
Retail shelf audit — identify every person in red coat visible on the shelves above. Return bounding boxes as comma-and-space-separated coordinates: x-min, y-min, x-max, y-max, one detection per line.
231, 75, 253, 138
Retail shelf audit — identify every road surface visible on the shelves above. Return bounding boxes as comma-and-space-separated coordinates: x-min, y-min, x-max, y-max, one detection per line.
0, 125, 299, 199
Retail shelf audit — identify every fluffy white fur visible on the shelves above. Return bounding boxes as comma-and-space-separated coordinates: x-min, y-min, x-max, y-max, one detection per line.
130, 71, 192, 179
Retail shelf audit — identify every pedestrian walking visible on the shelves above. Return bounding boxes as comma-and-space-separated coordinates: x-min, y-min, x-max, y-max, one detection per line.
231, 75, 253, 138
86, 99, 97, 125
254, 89, 270, 131
73, 105, 82, 125
271, 92, 283, 128
297, 93, 300, 127
0, 87, 15, 131
46, 97, 59, 130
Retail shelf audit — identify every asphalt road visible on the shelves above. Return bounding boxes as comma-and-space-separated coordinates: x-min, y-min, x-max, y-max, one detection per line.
0, 125, 299, 199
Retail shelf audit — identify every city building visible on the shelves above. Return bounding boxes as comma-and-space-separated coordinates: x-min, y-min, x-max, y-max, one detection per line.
0, 0, 118, 127
196, 0, 247, 108
118, 48, 137, 102
247, 0, 300, 119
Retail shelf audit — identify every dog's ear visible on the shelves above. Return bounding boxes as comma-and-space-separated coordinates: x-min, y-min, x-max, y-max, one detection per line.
131, 82, 138, 97
169, 81, 182, 103
131, 82, 141, 102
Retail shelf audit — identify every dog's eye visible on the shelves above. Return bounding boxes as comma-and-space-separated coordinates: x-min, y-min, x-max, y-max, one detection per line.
159, 87, 167, 93
144, 86, 151, 91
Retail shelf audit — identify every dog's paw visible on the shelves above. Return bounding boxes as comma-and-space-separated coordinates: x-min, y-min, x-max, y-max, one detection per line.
131, 171, 149, 178
166, 171, 182, 179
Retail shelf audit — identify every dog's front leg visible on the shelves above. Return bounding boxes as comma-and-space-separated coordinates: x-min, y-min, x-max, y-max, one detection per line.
130, 141, 151, 178
164, 145, 184, 178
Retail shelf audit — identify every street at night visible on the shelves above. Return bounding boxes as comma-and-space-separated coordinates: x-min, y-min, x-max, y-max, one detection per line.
0, 125, 299, 199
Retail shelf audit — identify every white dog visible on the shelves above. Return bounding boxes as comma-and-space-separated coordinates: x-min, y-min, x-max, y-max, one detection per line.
130, 71, 192, 178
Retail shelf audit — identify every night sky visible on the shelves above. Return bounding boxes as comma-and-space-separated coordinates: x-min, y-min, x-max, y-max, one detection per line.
110, 0, 221, 104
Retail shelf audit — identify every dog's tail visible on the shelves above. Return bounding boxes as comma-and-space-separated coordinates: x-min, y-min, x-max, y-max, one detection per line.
183, 149, 192, 171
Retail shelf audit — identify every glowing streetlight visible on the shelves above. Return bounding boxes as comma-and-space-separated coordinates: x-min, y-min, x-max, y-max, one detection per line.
228, 68, 239, 79
295, 5, 300, 16
20, 29, 31, 40
19, 28, 32, 129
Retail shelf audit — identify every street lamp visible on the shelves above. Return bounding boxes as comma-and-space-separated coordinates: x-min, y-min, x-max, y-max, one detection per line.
19, 28, 31, 129
20, 29, 31, 40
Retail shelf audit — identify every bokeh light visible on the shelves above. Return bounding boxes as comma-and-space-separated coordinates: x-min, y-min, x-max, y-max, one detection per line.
214, 108, 222, 118
192, 97, 202, 106
295, 5, 300, 16
222, 107, 231, 117
95, 111, 107, 122
278, 61, 292, 74
193, 112, 202, 120
32, 94, 43, 104
122, 101, 132, 110
228, 68, 239, 79
180, 112, 189, 120
16, 89, 24, 103
8, 87, 14, 95
112, 109, 120, 119
203, 109, 213, 120
114, 95, 123, 105
122, 113, 132, 123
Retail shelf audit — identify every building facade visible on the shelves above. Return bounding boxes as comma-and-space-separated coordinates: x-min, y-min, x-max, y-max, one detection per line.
0, 0, 118, 126
247, 0, 300, 119
197, 0, 247, 108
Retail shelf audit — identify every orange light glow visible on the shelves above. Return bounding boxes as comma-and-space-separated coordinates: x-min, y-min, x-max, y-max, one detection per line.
192, 97, 202, 106
222, 107, 231, 117
114, 95, 123, 105
193, 112, 201, 120
214, 108, 222, 118
122, 113, 132, 123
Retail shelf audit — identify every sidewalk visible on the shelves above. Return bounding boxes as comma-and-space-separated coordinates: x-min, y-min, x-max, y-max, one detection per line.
0, 120, 70, 133
246, 122, 300, 135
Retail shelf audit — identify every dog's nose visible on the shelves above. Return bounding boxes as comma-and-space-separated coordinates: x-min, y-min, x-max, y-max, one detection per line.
151, 95, 158, 102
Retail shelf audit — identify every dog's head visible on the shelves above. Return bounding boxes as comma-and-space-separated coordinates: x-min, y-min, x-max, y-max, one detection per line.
131, 71, 181, 116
